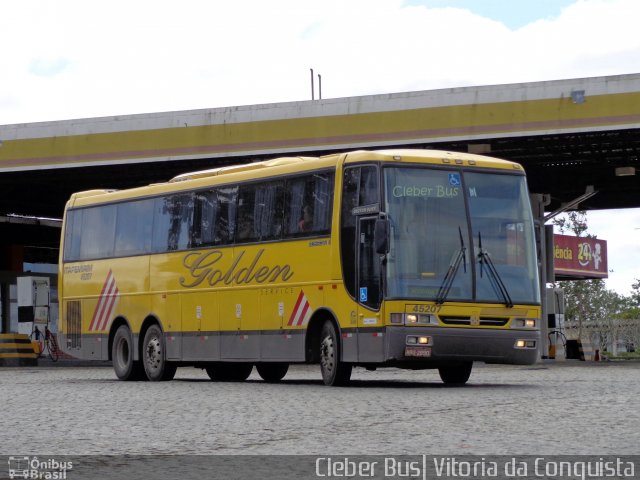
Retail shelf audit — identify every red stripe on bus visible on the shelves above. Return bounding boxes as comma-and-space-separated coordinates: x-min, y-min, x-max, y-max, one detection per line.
288, 291, 305, 326
89, 270, 112, 331
94, 276, 117, 331
296, 302, 310, 327
98, 286, 119, 331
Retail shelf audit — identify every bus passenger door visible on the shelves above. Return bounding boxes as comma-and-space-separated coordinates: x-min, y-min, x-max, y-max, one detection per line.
357, 217, 384, 362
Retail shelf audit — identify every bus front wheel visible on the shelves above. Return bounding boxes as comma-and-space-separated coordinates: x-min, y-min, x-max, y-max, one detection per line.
438, 362, 472, 385
142, 324, 177, 381
319, 320, 352, 386
112, 325, 145, 381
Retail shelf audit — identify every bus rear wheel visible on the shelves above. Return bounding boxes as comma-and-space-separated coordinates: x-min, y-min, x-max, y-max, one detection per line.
256, 363, 289, 382
142, 324, 177, 381
438, 361, 472, 385
320, 320, 352, 386
112, 325, 146, 381
206, 363, 253, 382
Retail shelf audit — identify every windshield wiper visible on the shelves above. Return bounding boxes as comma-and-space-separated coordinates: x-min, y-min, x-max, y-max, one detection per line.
477, 232, 514, 308
435, 227, 467, 305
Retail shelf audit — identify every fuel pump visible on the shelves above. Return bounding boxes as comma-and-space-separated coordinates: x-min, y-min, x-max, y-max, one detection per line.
546, 287, 566, 360
17, 276, 51, 341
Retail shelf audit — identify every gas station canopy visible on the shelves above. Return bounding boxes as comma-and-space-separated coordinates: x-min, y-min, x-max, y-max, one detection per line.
1, 73, 639, 219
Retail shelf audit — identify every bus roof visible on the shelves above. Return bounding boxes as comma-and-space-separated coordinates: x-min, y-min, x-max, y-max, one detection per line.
344, 149, 522, 170
68, 149, 523, 207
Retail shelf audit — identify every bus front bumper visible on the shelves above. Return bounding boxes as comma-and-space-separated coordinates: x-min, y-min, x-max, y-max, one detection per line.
379, 326, 540, 365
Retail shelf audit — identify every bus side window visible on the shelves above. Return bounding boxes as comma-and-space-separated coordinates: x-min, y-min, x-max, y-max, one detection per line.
152, 194, 193, 253
255, 181, 284, 241
284, 172, 334, 237
114, 199, 154, 256
192, 190, 218, 247
237, 181, 283, 243
79, 204, 116, 260
215, 186, 237, 245
286, 176, 311, 235
63, 209, 83, 262
359, 167, 379, 206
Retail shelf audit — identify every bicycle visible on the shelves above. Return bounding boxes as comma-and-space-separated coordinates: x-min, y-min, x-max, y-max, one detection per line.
32, 325, 60, 362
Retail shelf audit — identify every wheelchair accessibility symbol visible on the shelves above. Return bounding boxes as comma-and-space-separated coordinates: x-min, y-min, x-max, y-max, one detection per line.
448, 173, 461, 187
359, 288, 368, 302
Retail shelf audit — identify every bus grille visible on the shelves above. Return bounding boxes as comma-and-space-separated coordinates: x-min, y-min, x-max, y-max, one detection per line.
439, 316, 509, 327
66, 301, 82, 349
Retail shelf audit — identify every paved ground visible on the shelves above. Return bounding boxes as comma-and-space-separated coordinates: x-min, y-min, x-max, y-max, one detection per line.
1, 361, 638, 456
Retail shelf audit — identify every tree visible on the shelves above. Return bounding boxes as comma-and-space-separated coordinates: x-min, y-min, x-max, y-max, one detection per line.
553, 210, 589, 237
630, 278, 640, 307
618, 279, 640, 351
560, 279, 628, 352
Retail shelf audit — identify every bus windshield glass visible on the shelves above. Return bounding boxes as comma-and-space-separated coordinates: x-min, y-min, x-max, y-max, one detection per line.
383, 167, 539, 304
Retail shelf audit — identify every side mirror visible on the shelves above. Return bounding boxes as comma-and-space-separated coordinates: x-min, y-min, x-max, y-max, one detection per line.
374, 218, 390, 254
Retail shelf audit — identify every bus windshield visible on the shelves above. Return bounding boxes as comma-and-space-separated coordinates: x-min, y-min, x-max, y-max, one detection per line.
383, 167, 540, 305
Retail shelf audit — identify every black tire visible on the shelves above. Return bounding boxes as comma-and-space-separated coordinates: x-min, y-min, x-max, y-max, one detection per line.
142, 324, 177, 381
319, 320, 352, 386
256, 363, 289, 382
112, 325, 146, 381
205, 363, 253, 382
438, 361, 473, 385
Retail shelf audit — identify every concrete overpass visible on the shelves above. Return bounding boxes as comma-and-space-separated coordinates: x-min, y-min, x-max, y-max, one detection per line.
2, 73, 640, 215
0, 72, 639, 276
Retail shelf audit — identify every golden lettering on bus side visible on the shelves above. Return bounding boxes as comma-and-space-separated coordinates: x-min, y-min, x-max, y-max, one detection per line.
261, 287, 294, 295
63, 264, 93, 274
179, 249, 294, 288
63, 264, 94, 280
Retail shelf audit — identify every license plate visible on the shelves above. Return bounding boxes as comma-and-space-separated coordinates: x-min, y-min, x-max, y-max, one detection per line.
405, 346, 432, 357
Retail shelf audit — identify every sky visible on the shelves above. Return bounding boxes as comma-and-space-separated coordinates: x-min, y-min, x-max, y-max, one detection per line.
1, 0, 639, 295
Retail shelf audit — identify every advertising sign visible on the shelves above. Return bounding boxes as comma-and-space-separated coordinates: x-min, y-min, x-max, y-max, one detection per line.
553, 234, 608, 279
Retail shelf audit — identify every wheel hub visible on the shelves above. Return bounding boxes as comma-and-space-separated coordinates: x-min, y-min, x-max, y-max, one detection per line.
145, 336, 162, 371
320, 336, 335, 373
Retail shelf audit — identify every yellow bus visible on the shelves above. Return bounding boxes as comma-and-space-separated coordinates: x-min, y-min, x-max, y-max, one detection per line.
58, 149, 541, 385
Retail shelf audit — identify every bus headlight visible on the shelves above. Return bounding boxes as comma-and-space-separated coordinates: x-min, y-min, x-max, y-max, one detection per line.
511, 318, 538, 329
514, 339, 537, 349
407, 335, 431, 345
390, 313, 438, 325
